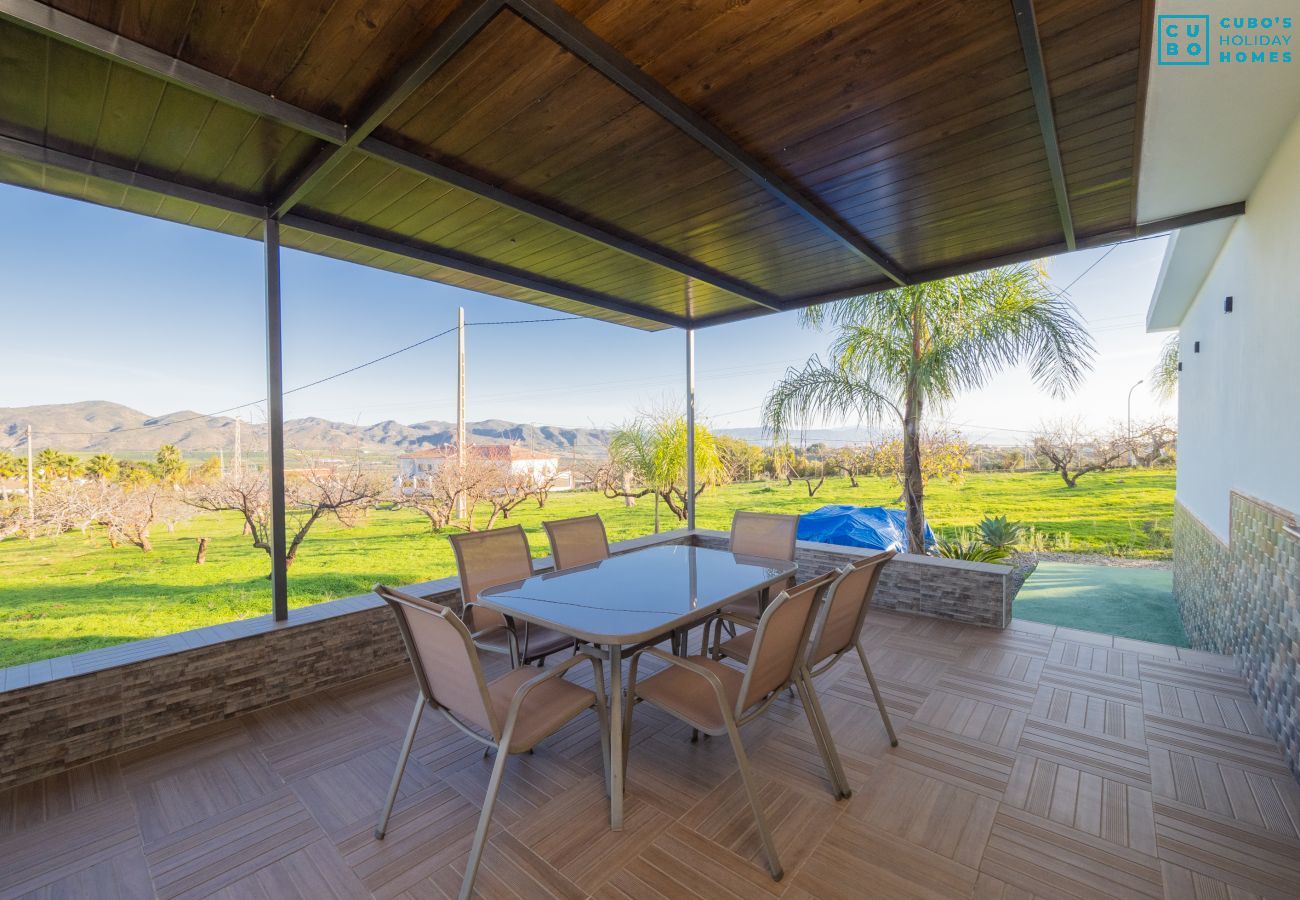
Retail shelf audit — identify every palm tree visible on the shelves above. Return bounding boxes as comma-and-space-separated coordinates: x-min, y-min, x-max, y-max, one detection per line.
85, 453, 119, 481
607, 412, 726, 521
1150, 334, 1179, 400
763, 264, 1094, 552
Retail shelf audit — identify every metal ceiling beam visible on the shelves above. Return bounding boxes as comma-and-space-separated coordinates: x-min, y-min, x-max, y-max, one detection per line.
2, 0, 779, 314
506, 0, 910, 287
0, 133, 685, 330
360, 139, 784, 310
0, 0, 346, 144
271, 0, 505, 218
0, 133, 268, 219
282, 214, 689, 330
695, 201, 1249, 327
1011, 0, 1076, 251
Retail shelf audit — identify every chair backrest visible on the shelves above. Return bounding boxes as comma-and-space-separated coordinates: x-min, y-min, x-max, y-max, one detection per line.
543, 514, 610, 570
738, 571, 836, 712
375, 584, 499, 738
729, 510, 800, 561
808, 552, 894, 666
449, 525, 535, 632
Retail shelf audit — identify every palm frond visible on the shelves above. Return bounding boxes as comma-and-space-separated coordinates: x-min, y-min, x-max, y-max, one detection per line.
761, 355, 898, 441
1150, 334, 1179, 400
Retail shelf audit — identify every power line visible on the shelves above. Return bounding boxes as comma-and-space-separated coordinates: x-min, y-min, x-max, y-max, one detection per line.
24, 316, 581, 438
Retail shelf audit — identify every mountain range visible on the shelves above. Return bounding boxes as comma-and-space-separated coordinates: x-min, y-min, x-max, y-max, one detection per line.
2, 402, 615, 457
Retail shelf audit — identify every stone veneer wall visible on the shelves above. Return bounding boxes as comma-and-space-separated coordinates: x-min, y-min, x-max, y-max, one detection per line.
1173, 494, 1300, 777
691, 530, 1012, 628
0, 528, 1008, 791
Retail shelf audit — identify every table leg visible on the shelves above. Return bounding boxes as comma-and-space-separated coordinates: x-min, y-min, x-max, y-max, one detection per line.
608, 642, 624, 831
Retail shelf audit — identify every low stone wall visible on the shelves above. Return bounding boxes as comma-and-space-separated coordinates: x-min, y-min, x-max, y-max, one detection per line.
1174, 495, 1300, 777
0, 530, 683, 792
690, 530, 1012, 628
0, 527, 1007, 791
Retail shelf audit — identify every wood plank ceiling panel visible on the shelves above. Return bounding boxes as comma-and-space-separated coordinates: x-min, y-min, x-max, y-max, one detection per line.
277, 223, 669, 329
1, 25, 322, 203
295, 152, 753, 317
375, 10, 885, 299
1037, 0, 1142, 237
555, 0, 1144, 275
43, 0, 469, 123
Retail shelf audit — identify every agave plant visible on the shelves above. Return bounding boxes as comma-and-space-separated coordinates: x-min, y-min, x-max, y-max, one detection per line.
933, 532, 1013, 563
977, 515, 1025, 550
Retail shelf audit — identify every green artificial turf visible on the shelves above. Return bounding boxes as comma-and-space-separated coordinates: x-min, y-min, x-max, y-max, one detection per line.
1013, 561, 1188, 647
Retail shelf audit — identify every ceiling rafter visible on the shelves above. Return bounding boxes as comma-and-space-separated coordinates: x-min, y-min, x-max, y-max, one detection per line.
358, 140, 784, 311
270, 0, 506, 218
505, 0, 910, 287
695, 202, 1247, 329
0, 0, 782, 315
0, 133, 683, 330
1011, 0, 1076, 251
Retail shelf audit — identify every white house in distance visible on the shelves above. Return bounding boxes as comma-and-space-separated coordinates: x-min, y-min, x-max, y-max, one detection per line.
1142, 18, 1300, 778
397, 445, 574, 490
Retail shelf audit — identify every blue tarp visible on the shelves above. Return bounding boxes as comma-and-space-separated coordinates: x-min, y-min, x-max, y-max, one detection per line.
795, 505, 934, 554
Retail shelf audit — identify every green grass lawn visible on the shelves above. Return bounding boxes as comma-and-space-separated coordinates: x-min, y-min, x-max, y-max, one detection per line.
0, 468, 1174, 667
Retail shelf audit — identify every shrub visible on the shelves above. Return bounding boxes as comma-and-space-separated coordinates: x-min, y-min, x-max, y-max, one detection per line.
934, 532, 1012, 563
978, 514, 1024, 550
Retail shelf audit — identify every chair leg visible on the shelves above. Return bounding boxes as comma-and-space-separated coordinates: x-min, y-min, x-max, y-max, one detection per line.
722, 717, 783, 881
855, 641, 898, 747
375, 695, 424, 839
794, 672, 850, 799
461, 738, 511, 900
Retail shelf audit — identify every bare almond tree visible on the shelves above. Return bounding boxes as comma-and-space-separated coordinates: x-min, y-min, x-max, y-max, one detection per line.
392, 456, 496, 532
1130, 417, 1177, 467
102, 484, 172, 552
189, 458, 383, 568
828, 445, 872, 487
1033, 419, 1129, 488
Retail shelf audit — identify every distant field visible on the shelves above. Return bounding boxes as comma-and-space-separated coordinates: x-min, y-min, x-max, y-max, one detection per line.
0, 469, 1174, 666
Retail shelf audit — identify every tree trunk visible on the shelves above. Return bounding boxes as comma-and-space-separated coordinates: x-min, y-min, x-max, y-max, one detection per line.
195, 537, 208, 564
902, 387, 926, 554
621, 471, 635, 508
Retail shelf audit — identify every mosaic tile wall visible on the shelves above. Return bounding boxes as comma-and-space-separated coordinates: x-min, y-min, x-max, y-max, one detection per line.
1173, 495, 1300, 777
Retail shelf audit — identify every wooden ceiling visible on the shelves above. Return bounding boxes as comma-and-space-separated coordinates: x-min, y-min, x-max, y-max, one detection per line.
0, 0, 1174, 330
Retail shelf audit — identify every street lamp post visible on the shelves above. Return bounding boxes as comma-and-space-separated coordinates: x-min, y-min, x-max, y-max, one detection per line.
1127, 379, 1144, 467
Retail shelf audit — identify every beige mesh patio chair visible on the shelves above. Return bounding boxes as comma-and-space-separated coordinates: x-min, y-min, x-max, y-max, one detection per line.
712, 552, 898, 798
714, 510, 800, 641
373, 584, 609, 900
450, 525, 575, 667
542, 514, 610, 570
621, 571, 839, 881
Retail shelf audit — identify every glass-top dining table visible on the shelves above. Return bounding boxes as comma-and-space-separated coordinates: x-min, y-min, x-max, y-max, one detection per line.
477, 543, 797, 830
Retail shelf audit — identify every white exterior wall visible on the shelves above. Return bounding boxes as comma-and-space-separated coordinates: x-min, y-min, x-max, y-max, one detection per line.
1175, 112, 1300, 539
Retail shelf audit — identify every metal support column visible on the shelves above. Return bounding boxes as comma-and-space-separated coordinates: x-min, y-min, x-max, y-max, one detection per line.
456, 306, 467, 520
685, 326, 696, 531
264, 218, 289, 621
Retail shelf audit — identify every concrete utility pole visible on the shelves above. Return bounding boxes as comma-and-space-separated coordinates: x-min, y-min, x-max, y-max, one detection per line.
233, 416, 242, 481
457, 306, 467, 520
26, 424, 34, 537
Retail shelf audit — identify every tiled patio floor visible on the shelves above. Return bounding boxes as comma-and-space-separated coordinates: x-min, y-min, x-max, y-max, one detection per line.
2, 612, 1298, 899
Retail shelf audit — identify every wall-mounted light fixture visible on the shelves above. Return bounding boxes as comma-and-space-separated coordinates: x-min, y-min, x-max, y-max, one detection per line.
1194, 341, 1201, 353
1225, 296, 1234, 313
1178, 362, 1183, 371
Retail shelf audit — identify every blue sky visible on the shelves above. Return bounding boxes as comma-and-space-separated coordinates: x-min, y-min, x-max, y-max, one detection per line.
1, 183, 1173, 442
